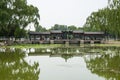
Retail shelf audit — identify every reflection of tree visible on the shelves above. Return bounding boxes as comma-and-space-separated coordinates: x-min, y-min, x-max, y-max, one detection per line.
0, 49, 40, 80
85, 49, 120, 80
52, 47, 78, 54
61, 54, 73, 62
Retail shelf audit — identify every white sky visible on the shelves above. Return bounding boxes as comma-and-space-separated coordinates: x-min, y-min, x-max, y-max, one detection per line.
27, 0, 108, 29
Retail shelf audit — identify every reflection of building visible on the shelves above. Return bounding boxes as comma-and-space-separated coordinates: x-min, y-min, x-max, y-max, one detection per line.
28, 47, 102, 62
29, 30, 105, 44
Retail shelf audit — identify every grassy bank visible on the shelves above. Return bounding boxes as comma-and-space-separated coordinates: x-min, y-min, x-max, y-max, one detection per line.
1, 43, 120, 49
95, 43, 120, 47
2, 44, 63, 49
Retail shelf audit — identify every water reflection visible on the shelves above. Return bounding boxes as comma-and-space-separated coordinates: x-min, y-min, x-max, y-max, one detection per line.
0, 46, 120, 80
28, 46, 120, 80
28, 47, 105, 61
0, 49, 40, 80
85, 47, 120, 80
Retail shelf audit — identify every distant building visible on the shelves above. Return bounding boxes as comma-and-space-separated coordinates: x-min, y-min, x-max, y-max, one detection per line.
28, 30, 105, 44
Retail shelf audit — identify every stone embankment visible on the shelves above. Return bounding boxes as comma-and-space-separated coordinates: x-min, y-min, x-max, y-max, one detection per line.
0, 42, 5, 46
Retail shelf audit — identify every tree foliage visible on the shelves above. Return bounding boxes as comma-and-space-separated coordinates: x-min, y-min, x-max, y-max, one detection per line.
48, 24, 81, 31
50, 24, 68, 30
35, 25, 47, 32
83, 0, 120, 37
68, 25, 78, 31
0, 0, 40, 38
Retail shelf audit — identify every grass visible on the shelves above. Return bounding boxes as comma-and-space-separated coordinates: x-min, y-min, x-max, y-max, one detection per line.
2, 44, 63, 49
1, 42, 120, 49
94, 43, 120, 47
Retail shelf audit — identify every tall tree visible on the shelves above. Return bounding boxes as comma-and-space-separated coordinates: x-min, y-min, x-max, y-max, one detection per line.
83, 0, 120, 38
68, 25, 77, 30
0, 0, 40, 38
84, 8, 110, 32
50, 24, 68, 30
107, 0, 120, 37
35, 25, 47, 32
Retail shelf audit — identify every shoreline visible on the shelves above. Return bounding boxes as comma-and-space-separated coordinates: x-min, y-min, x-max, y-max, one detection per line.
1, 40, 120, 49
0, 43, 120, 49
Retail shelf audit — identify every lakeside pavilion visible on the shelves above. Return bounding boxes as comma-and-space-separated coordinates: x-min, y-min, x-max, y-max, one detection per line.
28, 30, 105, 44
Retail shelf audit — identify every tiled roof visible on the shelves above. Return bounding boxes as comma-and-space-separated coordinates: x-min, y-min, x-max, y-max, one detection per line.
29, 31, 50, 35
51, 30, 62, 33
84, 32, 104, 34
29, 31, 104, 35
73, 30, 83, 33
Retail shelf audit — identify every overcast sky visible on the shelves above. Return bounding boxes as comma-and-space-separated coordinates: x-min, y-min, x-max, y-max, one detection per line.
27, 0, 108, 29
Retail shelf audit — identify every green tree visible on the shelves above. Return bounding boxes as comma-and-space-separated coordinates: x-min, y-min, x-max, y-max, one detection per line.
83, 0, 120, 38
35, 25, 47, 32
14, 27, 26, 39
50, 24, 67, 30
0, 0, 40, 38
83, 9, 109, 32
68, 25, 77, 30
107, 0, 120, 38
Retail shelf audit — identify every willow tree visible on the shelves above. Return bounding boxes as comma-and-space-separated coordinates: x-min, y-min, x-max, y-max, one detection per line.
107, 0, 120, 38
35, 25, 47, 32
84, 8, 109, 32
0, 0, 40, 39
84, 0, 120, 38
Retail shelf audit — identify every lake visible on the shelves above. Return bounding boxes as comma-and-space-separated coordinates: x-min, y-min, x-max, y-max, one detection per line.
0, 45, 120, 80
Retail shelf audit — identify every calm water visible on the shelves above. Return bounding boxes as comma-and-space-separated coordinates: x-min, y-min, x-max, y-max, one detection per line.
0, 45, 120, 80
